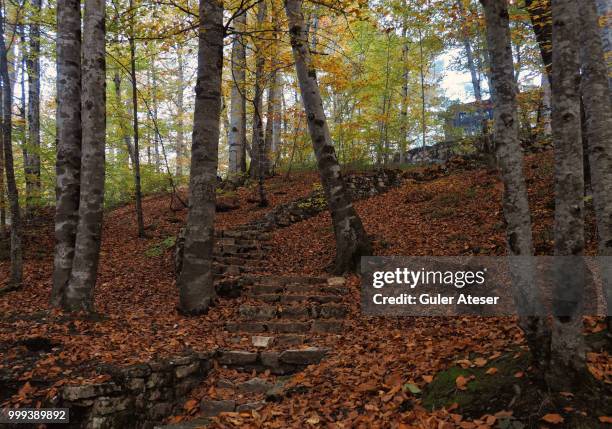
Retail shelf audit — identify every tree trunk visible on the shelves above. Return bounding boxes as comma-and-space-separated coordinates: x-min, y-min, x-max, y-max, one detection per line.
549, 0, 587, 390
175, 45, 185, 177
26, 0, 42, 212
579, 0, 612, 333
51, 0, 81, 306
177, 0, 223, 315
480, 0, 550, 374
251, 1, 267, 181
525, 0, 553, 83
285, 0, 371, 273
151, 54, 160, 171
112, 73, 135, 163
228, 12, 247, 177
594, 0, 612, 94
63, 0, 105, 312
129, 0, 145, 238
0, 5, 23, 290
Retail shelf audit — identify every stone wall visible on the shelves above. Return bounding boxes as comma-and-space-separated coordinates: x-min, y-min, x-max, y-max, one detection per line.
45, 353, 211, 429
253, 169, 403, 229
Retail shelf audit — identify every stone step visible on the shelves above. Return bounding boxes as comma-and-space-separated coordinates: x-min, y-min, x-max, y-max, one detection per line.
213, 263, 259, 276
214, 256, 266, 267
225, 319, 343, 334
242, 275, 332, 286
239, 304, 348, 321
215, 347, 328, 372
256, 294, 343, 304
248, 284, 348, 296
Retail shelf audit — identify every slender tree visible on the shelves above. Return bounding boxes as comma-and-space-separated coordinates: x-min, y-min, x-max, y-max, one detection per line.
228, 11, 247, 177
63, 0, 106, 311
175, 45, 186, 177
285, 0, 371, 273
51, 0, 82, 306
128, 0, 145, 237
177, 0, 224, 314
26, 0, 42, 213
480, 0, 550, 373
0, 2, 23, 290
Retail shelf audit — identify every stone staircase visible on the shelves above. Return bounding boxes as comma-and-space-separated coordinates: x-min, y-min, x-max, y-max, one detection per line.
160, 223, 350, 428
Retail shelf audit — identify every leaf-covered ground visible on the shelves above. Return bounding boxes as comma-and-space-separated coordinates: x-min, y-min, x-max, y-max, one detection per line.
0, 152, 610, 427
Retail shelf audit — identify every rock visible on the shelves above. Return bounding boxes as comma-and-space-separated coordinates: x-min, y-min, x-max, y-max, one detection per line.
279, 348, 328, 365
236, 378, 273, 394
252, 336, 274, 348
236, 401, 265, 412
311, 319, 343, 333
217, 350, 258, 366
175, 361, 200, 379
126, 377, 145, 391
91, 396, 132, 416
146, 372, 172, 389
327, 277, 346, 286
148, 402, 174, 420
62, 383, 121, 401
123, 363, 151, 378
200, 399, 236, 417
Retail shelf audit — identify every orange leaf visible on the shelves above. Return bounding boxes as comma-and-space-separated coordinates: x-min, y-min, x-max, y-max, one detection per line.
485, 367, 498, 375
541, 414, 564, 424
599, 416, 612, 423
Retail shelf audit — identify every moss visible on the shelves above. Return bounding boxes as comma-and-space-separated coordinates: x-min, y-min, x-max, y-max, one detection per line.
145, 236, 177, 258
422, 351, 530, 415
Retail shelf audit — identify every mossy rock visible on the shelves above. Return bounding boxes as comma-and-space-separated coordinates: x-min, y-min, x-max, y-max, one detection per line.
422, 351, 530, 415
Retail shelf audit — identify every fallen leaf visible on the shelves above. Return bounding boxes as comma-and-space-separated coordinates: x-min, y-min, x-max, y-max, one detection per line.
541, 414, 564, 424
485, 367, 498, 375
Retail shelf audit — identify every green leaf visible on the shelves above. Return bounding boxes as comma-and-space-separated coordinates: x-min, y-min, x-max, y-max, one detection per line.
403, 383, 421, 394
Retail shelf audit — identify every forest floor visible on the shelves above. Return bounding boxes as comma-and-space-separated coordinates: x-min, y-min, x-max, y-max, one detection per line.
0, 150, 610, 427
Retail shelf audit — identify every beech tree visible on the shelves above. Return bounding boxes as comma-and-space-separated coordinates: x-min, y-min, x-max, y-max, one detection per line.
51, 0, 82, 306
63, 0, 106, 311
480, 0, 549, 373
177, 0, 224, 314
285, 0, 371, 273
578, 0, 612, 333
228, 12, 247, 177
549, 0, 587, 389
0, 2, 23, 291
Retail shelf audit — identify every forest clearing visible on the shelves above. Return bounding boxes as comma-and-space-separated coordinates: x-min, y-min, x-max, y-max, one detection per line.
0, 0, 611, 427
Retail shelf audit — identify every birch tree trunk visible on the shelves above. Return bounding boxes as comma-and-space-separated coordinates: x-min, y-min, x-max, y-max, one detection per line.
52, 0, 82, 306
579, 0, 612, 333
228, 12, 246, 176
480, 0, 550, 373
177, 0, 223, 315
285, 0, 371, 273
549, 0, 587, 390
0, 5, 23, 290
26, 0, 42, 209
63, 0, 105, 312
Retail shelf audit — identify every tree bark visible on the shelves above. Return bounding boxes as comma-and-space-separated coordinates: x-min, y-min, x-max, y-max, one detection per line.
228, 12, 247, 176
594, 0, 612, 94
52, 0, 82, 306
525, 0, 553, 83
63, 0, 106, 312
480, 0, 550, 374
285, 0, 371, 273
579, 0, 612, 333
549, 0, 587, 390
0, 4, 23, 290
175, 45, 185, 177
177, 0, 224, 315
26, 0, 42, 213
250, 1, 267, 182
128, 0, 145, 237
112, 73, 135, 164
